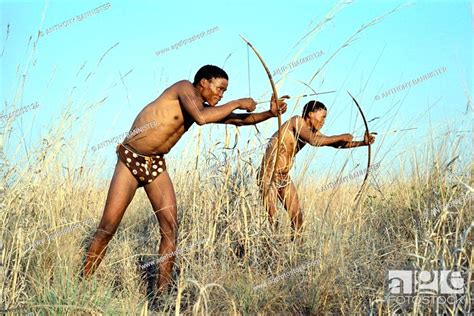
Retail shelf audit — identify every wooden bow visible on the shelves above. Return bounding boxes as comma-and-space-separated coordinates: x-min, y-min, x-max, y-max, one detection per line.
347, 91, 371, 204
240, 35, 281, 196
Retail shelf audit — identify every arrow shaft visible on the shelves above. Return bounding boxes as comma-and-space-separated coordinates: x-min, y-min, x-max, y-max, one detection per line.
255, 90, 336, 105
355, 128, 417, 138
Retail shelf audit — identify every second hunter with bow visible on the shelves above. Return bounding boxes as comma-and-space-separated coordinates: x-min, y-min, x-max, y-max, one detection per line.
257, 100, 376, 236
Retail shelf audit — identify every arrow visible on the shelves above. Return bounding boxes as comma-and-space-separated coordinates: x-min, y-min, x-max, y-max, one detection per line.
255, 90, 336, 104
354, 127, 417, 138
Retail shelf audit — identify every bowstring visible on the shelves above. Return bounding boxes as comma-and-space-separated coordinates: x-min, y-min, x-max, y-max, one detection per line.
246, 44, 263, 143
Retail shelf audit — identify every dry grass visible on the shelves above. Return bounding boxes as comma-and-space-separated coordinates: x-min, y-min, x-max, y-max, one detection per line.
1, 116, 472, 314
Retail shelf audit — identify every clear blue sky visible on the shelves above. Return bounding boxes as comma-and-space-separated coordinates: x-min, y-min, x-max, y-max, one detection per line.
1, 0, 472, 183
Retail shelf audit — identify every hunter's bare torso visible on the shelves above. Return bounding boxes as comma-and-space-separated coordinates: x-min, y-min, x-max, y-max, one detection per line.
261, 117, 316, 177
122, 81, 201, 155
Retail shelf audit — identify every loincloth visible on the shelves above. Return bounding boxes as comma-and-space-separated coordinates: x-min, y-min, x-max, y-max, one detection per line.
257, 167, 291, 191
116, 143, 166, 187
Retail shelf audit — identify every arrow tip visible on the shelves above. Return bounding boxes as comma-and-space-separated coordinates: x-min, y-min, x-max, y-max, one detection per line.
239, 34, 250, 45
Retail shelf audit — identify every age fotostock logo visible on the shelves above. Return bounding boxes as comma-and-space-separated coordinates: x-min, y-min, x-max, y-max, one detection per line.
388, 270, 464, 295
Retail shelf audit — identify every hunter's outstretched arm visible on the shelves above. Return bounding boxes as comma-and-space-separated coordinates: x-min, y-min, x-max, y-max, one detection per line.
178, 81, 255, 125
295, 117, 374, 148
295, 118, 343, 146
217, 111, 274, 126
217, 94, 288, 126
326, 132, 375, 148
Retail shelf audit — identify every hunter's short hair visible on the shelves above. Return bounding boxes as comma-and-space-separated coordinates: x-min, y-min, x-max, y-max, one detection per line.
302, 100, 327, 118
193, 65, 228, 86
